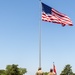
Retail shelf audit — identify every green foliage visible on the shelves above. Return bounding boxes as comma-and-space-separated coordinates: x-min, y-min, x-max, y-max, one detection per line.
19, 68, 27, 75
73, 73, 75, 75
43, 72, 49, 75
0, 70, 6, 75
6, 64, 19, 75
60, 64, 73, 75
0, 64, 27, 75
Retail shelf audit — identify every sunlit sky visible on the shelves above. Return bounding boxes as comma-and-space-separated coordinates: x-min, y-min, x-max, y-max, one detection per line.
0, 0, 75, 75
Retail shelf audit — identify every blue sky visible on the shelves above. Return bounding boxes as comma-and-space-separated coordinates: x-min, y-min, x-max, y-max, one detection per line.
0, 0, 75, 75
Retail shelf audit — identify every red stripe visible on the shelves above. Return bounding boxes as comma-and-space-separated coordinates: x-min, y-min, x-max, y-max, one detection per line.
42, 12, 73, 26
52, 9, 73, 25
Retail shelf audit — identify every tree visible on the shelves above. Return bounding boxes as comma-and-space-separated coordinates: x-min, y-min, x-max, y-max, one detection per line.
60, 64, 73, 75
5, 64, 27, 75
19, 68, 27, 75
6, 64, 20, 75
0, 70, 6, 75
43, 72, 49, 75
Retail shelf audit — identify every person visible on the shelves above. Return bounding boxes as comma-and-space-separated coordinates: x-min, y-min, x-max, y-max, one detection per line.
48, 69, 55, 75
36, 67, 43, 75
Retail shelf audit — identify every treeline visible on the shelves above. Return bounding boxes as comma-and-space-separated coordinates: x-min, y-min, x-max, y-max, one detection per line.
0, 64, 75, 75
0, 64, 27, 75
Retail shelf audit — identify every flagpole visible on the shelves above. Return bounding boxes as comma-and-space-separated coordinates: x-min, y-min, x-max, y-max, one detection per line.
39, 0, 42, 68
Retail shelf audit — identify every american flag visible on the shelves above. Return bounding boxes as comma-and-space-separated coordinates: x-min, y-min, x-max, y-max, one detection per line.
41, 2, 73, 26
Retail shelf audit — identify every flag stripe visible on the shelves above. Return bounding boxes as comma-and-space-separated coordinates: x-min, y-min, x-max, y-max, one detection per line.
52, 9, 72, 25
41, 2, 73, 26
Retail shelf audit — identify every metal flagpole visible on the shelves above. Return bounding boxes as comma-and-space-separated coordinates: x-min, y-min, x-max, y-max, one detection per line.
39, 0, 42, 68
